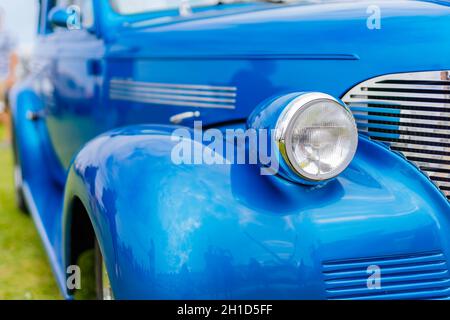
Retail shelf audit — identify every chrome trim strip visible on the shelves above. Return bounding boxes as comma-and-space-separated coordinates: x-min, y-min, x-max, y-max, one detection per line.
349, 105, 450, 116
110, 86, 237, 97
109, 79, 238, 109
364, 132, 449, 144
422, 172, 450, 179
110, 79, 237, 91
356, 122, 450, 136
361, 83, 450, 91
435, 181, 450, 187
110, 90, 236, 103
347, 98, 450, 109
352, 70, 450, 82
389, 142, 450, 153
170, 111, 201, 124
109, 93, 236, 109
410, 161, 450, 170
396, 151, 450, 162
353, 114, 450, 127
351, 91, 450, 100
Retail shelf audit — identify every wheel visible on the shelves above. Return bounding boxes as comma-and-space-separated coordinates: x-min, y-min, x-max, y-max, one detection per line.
74, 239, 113, 300
11, 121, 29, 214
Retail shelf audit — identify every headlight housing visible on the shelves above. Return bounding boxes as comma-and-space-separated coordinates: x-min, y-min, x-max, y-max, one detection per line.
248, 92, 358, 184
275, 93, 358, 182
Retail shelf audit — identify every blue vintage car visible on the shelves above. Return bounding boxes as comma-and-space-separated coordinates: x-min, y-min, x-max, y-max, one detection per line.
10, 0, 450, 300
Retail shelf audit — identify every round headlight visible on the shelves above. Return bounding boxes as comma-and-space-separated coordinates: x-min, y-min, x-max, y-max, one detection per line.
275, 93, 358, 182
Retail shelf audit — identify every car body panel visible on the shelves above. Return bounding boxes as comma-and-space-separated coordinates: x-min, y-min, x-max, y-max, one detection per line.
10, 0, 450, 299
63, 126, 450, 299
27, 0, 450, 174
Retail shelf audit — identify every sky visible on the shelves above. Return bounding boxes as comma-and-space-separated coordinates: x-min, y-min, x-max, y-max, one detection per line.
0, 0, 39, 53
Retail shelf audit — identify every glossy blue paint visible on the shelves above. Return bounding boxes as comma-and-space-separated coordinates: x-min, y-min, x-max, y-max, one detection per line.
10, 0, 450, 299
64, 126, 450, 299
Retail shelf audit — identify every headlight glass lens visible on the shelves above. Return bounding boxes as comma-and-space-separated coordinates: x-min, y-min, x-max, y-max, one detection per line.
282, 97, 358, 181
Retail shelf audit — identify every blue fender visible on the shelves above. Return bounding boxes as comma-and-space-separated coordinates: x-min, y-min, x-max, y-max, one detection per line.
62, 124, 450, 300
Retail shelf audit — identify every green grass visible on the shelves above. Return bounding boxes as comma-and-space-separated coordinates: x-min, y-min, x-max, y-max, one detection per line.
0, 123, 61, 300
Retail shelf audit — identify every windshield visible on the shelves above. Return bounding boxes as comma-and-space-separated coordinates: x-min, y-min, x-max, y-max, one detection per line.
111, 0, 221, 15
110, 0, 298, 15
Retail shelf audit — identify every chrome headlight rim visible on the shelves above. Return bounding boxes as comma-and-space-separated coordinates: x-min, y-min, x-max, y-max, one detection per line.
274, 92, 358, 183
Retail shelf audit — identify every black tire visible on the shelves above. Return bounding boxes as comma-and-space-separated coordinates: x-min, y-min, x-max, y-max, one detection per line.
74, 239, 113, 300
11, 120, 29, 214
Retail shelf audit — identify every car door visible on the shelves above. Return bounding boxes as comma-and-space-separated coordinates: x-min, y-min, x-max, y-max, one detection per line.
44, 0, 105, 177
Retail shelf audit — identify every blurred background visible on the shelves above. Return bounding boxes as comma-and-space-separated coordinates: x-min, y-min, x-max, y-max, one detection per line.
1, 0, 38, 54
0, 0, 61, 299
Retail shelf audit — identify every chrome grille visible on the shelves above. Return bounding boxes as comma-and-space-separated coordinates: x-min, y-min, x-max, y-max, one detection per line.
342, 71, 450, 200
322, 251, 450, 300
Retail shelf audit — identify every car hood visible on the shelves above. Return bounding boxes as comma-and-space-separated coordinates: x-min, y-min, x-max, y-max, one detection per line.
109, 0, 450, 59
105, 0, 450, 128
